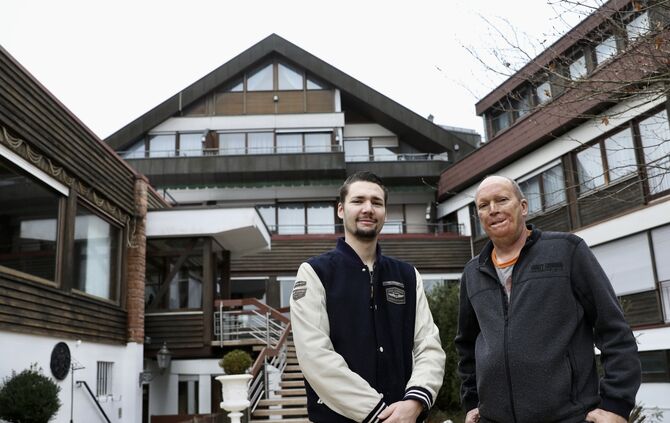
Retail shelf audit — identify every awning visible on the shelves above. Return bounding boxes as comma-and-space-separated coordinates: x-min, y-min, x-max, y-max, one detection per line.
146, 207, 271, 257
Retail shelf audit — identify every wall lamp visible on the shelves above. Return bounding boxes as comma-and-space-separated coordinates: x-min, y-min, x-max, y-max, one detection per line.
139, 342, 172, 385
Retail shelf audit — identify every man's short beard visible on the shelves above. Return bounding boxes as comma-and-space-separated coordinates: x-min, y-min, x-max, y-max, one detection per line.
354, 228, 378, 240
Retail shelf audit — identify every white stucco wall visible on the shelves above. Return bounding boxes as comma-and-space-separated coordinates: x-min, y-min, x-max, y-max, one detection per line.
0, 331, 143, 423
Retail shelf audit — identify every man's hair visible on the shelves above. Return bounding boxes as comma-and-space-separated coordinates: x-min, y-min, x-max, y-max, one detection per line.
476, 175, 525, 201
338, 171, 389, 204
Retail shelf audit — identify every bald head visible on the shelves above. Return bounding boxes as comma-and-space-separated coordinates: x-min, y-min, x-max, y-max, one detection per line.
475, 175, 524, 203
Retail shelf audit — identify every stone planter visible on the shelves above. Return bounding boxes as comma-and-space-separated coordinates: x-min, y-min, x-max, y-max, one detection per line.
216, 374, 253, 423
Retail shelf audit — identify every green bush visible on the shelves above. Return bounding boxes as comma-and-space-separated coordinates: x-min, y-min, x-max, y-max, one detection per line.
0, 363, 61, 423
219, 349, 253, 375
426, 281, 462, 414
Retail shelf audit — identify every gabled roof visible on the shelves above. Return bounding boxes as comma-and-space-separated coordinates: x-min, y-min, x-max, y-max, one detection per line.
105, 34, 474, 161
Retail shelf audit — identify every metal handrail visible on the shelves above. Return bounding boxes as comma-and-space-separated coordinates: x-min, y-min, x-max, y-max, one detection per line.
214, 298, 292, 414
76, 380, 112, 423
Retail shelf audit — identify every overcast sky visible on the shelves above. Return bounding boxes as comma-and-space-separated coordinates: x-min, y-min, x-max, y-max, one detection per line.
0, 0, 594, 140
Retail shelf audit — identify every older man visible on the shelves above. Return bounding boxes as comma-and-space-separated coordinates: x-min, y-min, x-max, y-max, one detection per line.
455, 175, 641, 423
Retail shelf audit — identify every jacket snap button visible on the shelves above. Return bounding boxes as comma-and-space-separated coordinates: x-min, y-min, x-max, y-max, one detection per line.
379, 346, 384, 353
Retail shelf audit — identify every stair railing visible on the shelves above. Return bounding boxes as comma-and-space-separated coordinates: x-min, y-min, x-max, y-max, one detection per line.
214, 298, 292, 414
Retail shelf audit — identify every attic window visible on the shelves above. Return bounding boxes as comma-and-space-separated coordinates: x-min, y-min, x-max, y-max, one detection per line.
307, 76, 326, 90
278, 63, 303, 90
247, 64, 273, 91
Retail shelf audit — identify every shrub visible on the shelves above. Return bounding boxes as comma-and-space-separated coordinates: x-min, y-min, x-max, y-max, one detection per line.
0, 363, 61, 423
219, 349, 253, 375
426, 281, 461, 413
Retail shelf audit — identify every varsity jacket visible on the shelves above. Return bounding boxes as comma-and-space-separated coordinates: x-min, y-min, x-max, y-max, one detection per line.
290, 238, 445, 423
455, 226, 641, 423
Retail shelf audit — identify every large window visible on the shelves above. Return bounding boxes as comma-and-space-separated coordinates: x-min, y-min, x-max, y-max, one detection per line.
569, 54, 587, 80
219, 133, 246, 155
73, 203, 121, 300
0, 159, 62, 282
535, 81, 552, 105
148, 134, 175, 158
626, 11, 650, 41
259, 202, 336, 234
519, 163, 566, 216
145, 238, 204, 310
576, 128, 636, 193
639, 109, 670, 196
344, 139, 370, 162
178, 133, 202, 157
594, 35, 618, 65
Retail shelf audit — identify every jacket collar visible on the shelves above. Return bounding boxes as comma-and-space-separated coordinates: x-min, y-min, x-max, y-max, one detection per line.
336, 237, 383, 268
478, 224, 540, 270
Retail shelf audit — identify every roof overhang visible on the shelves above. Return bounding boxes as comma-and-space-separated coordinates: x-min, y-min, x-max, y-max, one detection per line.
146, 207, 271, 257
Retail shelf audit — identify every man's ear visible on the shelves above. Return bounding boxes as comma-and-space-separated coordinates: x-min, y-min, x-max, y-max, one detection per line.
520, 198, 529, 218
337, 202, 344, 219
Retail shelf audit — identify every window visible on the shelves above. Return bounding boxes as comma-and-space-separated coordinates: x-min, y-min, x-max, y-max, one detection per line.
304, 133, 332, 153
278, 63, 303, 90
639, 109, 670, 195
595, 35, 618, 65
639, 350, 670, 382
124, 141, 145, 159
96, 361, 113, 397
490, 110, 510, 135
307, 202, 335, 234
276, 133, 303, 153
148, 134, 175, 158
535, 81, 552, 105
247, 132, 273, 154
382, 205, 404, 234
626, 11, 650, 41
0, 158, 62, 282
569, 54, 587, 79
246, 64, 273, 91
576, 128, 636, 193
591, 232, 655, 296
73, 203, 121, 300
307, 76, 326, 90
344, 139, 370, 162
145, 238, 204, 310
512, 89, 532, 119
652, 225, 670, 322
258, 205, 277, 232
520, 164, 566, 216
179, 133, 202, 157
278, 203, 305, 235
219, 133, 246, 155
262, 202, 336, 234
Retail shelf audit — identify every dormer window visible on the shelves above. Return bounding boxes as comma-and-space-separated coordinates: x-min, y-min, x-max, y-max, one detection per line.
626, 11, 650, 41
569, 53, 587, 79
594, 35, 618, 65
535, 80, 552, 105
490, 109, 511, 135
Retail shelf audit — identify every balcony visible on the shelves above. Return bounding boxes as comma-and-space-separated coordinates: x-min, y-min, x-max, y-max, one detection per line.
346, 153, 450, 183
121, 145, 346, 186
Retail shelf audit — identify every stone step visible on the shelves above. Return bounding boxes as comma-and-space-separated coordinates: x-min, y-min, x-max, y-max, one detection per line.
282, 372, 304, 380
285, 365, 301, 372
276, 388, 306, 396
280, 380, 305, 388
258, 397, 307, 407
253, 407, 308, 417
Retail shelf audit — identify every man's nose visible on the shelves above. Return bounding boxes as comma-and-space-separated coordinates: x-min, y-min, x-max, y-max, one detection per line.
361, 200, 373, 212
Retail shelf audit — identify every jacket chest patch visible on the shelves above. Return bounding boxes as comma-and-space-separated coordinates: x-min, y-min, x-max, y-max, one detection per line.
383, 281, 406, 305
292, 280, 307, 301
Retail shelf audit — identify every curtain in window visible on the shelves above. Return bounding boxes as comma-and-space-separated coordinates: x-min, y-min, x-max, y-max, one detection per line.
543, 165, 566, 208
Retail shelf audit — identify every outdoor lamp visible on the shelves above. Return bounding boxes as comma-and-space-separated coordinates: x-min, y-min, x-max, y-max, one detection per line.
156, 342, 171, 373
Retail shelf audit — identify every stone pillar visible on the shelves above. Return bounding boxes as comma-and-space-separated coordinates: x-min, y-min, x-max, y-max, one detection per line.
127, 175, 148, 343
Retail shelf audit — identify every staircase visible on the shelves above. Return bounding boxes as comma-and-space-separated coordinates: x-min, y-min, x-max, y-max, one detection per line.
250, 337, 310, 422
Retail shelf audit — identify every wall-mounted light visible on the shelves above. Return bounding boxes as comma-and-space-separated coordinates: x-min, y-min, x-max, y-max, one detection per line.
139, 342, 172, 385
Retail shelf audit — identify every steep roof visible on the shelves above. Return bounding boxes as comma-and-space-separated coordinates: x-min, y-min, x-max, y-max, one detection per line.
105, 34, 475, 160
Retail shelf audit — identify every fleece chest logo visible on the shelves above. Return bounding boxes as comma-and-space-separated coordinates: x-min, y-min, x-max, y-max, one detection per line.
292, 280, 307, 301
383, 281, 406, 305
530, 262, 564, 273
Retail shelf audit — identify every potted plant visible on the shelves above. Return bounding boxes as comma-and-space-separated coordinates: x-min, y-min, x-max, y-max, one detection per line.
216, 349, 253, 423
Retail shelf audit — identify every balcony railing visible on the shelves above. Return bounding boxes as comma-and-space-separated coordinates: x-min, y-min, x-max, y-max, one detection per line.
120, 144, 343, 159
265, 222, 464, 236
345, 152, 449, 162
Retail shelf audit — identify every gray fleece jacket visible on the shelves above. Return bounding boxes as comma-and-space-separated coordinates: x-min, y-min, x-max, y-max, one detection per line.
455, 226, 641, 423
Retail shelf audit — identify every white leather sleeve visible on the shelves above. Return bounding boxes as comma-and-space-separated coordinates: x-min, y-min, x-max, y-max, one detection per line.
290, 262, 386, 422
403, 268, 446, 408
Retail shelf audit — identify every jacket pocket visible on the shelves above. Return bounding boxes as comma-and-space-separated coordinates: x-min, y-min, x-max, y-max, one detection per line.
566, 350, 578, 404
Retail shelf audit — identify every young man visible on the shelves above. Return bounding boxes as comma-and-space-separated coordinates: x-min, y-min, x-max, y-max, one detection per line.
290, 171, 445, 423
455, 175, 641, 423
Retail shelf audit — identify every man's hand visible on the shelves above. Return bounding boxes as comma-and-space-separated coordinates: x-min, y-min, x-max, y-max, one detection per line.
465, 408, 480, 423
585, 408, 627, 423
377, 399, 423, 422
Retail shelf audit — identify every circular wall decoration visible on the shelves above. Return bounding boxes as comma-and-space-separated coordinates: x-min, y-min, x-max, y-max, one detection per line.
50, 342, 71, 380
